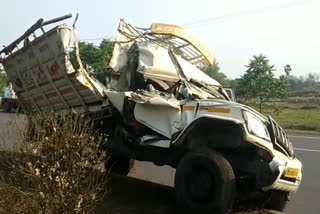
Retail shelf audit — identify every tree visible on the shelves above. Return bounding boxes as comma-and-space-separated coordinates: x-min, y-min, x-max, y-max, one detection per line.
238, 54, 287, 112
284, 64, 292, 76
305, 72, 320, 87
69, 39, 114, 83
203, 61, 229, 86
229, 78, 242, 97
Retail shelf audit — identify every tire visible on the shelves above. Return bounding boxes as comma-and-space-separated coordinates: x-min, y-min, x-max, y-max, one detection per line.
263, 190, 288, 211
105, 154, 134, 176
174, 150, 236, 214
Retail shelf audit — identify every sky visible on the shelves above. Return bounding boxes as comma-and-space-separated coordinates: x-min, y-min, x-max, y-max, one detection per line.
1, 0, 319, 79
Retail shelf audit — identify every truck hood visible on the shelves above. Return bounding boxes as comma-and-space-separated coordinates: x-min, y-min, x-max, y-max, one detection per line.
198, 99, 268, 122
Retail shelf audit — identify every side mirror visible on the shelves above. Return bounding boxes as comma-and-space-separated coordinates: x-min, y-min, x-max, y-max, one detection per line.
223, 87, 236, 102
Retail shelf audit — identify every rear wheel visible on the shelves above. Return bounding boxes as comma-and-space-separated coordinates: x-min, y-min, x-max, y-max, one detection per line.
105, 154, 134, 176
174, 150, 236, 214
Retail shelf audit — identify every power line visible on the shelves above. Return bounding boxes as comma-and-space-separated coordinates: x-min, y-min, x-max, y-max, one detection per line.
79, 37, 113, 42
78, 0, 319, 42
80, 37, 105, 42
181, 0, 319, 28
77, 35, 116, 42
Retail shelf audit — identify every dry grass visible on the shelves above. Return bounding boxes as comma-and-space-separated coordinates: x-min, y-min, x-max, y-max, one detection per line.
0, 111, 109, 214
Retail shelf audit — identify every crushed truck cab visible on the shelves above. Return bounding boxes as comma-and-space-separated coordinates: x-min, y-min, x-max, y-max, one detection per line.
0, 14, 302, 214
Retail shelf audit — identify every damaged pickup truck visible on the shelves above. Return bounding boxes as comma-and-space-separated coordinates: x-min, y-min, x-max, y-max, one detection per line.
0, 14, 302, 214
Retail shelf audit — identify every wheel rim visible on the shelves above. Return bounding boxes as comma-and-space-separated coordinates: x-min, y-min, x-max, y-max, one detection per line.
186, 167, 215, 202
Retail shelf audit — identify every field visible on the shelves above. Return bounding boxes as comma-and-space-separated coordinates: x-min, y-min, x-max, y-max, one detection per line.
245, 97, 320, 136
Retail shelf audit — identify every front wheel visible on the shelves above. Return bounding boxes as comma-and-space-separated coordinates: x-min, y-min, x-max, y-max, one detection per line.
174, 150, 236, 214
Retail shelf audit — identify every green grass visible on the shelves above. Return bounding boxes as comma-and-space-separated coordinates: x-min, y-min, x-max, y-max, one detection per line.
246, 101, 320, 136
285, 129, 320, 136
269, 107, 320, 131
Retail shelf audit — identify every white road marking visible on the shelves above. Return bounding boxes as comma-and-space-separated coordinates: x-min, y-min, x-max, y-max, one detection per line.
294, 147, 320, 153
289, 135, 320, 140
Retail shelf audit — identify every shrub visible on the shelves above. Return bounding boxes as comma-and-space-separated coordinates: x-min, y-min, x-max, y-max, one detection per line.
0, 111, 109, 214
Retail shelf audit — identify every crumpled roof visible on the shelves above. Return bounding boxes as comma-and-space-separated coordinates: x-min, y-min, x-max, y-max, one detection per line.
131, 89, 182, 109
109, 20, 215, 70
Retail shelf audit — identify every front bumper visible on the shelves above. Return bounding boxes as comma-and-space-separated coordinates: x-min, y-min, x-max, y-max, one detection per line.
263, 156, 302, 193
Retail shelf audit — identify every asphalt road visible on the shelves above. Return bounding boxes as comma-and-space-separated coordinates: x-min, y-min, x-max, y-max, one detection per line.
0, 112, 319, 214
286, 135, 320, 214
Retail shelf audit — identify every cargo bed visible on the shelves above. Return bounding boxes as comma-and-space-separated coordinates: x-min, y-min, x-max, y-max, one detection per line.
0, 15, 108, 113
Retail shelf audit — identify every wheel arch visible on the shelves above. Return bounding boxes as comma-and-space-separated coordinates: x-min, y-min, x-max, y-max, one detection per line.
174, 115, 246, 151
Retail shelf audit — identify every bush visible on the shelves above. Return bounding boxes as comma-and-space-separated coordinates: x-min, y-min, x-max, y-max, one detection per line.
0, 111, 109, 213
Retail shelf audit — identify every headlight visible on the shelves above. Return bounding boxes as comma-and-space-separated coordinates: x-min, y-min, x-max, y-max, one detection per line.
243, 111, 270, 141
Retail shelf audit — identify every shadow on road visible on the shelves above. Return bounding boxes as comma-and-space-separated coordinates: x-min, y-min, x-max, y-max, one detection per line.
98, 175, 178, 214
98, 175, 282, 214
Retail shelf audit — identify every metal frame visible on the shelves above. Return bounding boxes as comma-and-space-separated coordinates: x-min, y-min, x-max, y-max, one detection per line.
116, 21, 212, 69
